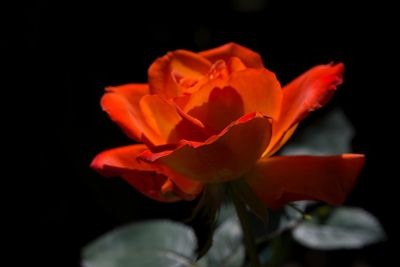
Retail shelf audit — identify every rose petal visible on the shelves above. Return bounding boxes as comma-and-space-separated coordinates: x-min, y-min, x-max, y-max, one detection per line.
229, 68, 282, 121
139, 94, 209, 146
244, 154, 365, 209
265, 124, 298, 157
102, 84, 205, 147
184, 67, 282, 132
186, 85, 245, 133
199, 42, 264, 68
91, 144, 202, 201
101, 84, 159, 143
91, 144, 177, 202
148, 50, 212, 98
227, 56, 247, 72
139, 112, 272, 183
264, 63, 344, 156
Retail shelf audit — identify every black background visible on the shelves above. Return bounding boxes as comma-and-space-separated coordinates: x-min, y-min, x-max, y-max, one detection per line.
7, 0, 396, 266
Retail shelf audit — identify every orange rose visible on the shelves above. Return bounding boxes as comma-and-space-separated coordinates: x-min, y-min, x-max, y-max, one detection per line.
91, 43, 364, 208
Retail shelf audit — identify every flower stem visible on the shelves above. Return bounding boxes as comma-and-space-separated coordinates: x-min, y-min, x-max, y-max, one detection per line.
230, 185, 262, 267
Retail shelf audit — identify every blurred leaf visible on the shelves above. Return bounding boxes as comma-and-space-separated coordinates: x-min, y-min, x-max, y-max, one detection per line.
198, 216, 245, 267
82, 220, 198, 267
255, 201, 312, 248
292, 207, 386, 250
281, 109, 354, 156
217, 203, 236, 225
279, 201, 315, 230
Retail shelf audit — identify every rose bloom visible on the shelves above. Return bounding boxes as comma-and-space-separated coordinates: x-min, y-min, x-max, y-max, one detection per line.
91, 43, 364, 208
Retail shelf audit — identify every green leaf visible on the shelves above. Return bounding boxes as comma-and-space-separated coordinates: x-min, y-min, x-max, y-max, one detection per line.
198, 216, 245, 267
292, 207, 386, 250
82, 220, 198, 267
281, 109, 354, 156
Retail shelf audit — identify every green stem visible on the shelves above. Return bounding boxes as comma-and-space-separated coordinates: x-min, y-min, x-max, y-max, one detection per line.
230, 185, 262, 267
